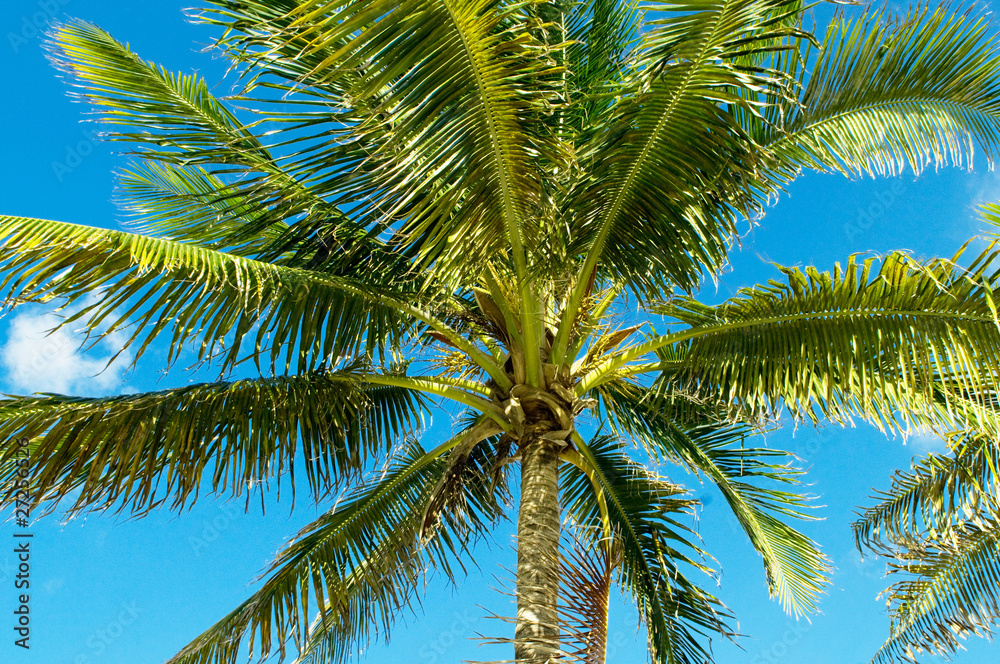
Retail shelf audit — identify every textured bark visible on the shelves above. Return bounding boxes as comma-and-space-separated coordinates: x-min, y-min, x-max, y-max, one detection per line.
516, 437, 562, 663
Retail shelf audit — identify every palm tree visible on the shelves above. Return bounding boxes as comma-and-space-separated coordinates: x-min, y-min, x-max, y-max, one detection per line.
855, 430, 1000, 664
5, 1, 1000, 663
853, 206, 1000, 664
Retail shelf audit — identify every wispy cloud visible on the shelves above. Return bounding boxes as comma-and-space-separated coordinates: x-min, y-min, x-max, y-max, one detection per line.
0, 299, 133, 396
907, 429, 948, 454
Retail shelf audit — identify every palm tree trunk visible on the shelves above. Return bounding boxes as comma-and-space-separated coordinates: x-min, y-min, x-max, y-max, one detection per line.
515, 437, 561, 663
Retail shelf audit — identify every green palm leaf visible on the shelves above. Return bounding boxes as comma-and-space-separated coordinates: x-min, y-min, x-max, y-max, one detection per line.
117, 162, 287, 257
763, 5, 1000, 179
566, 0, 802, 297
0, 216, 413, 373
51, 19, 406, 274
0, 368, 426, 514
599, 382, 829, 615
563, 0, 640, 135
50, 20, 285, 173
855, 435, 1000, 663
233, 0, 563, 279
169, 427, 508, 664
563, 435, 734, 664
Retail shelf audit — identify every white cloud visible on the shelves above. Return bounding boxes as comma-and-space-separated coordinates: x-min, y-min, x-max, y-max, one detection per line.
906, 428, 949, 454
0, 299, 133, 396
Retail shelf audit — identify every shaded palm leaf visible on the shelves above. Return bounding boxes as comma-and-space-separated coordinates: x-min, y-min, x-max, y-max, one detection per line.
169, 428, 509, 664
0, 368, 426, 514
855, 434, 1000, 663
563, 435, 734, 664
117, 162, 287, 257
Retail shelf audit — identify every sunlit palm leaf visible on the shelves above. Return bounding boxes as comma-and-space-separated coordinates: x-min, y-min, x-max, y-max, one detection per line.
0, 216, 413, 373
599, 382, 829, 615
213, 0, 565, 280
855, 435, 1000, 551
49, 19, 299, 181
647, 246, 1000, 435
51, 19, 406, 274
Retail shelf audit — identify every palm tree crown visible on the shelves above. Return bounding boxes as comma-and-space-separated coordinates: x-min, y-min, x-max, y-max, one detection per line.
5, 2, 1000, 663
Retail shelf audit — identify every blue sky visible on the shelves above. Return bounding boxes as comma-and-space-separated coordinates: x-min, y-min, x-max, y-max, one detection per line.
1, 1, 1000, 663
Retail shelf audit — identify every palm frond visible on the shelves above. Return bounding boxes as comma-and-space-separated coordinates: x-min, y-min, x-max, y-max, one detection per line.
49, 19, 287, 175
870, 520, 1000, 664
763, 5, 1000, 179
563, 0, 640, 136
600, 382, 829, 616
117, 162, 286, 257
0, 215, 413, 373
563, 435, 734, 664
0, 368, 426, 515
51, 19, 412, 276
169, 429, 508, 664
202, 0, 565, 281
855, 435, 1000, 662
854, 435, 1000, 552
643, 247, 1000, 435
567, 0, 804, 298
